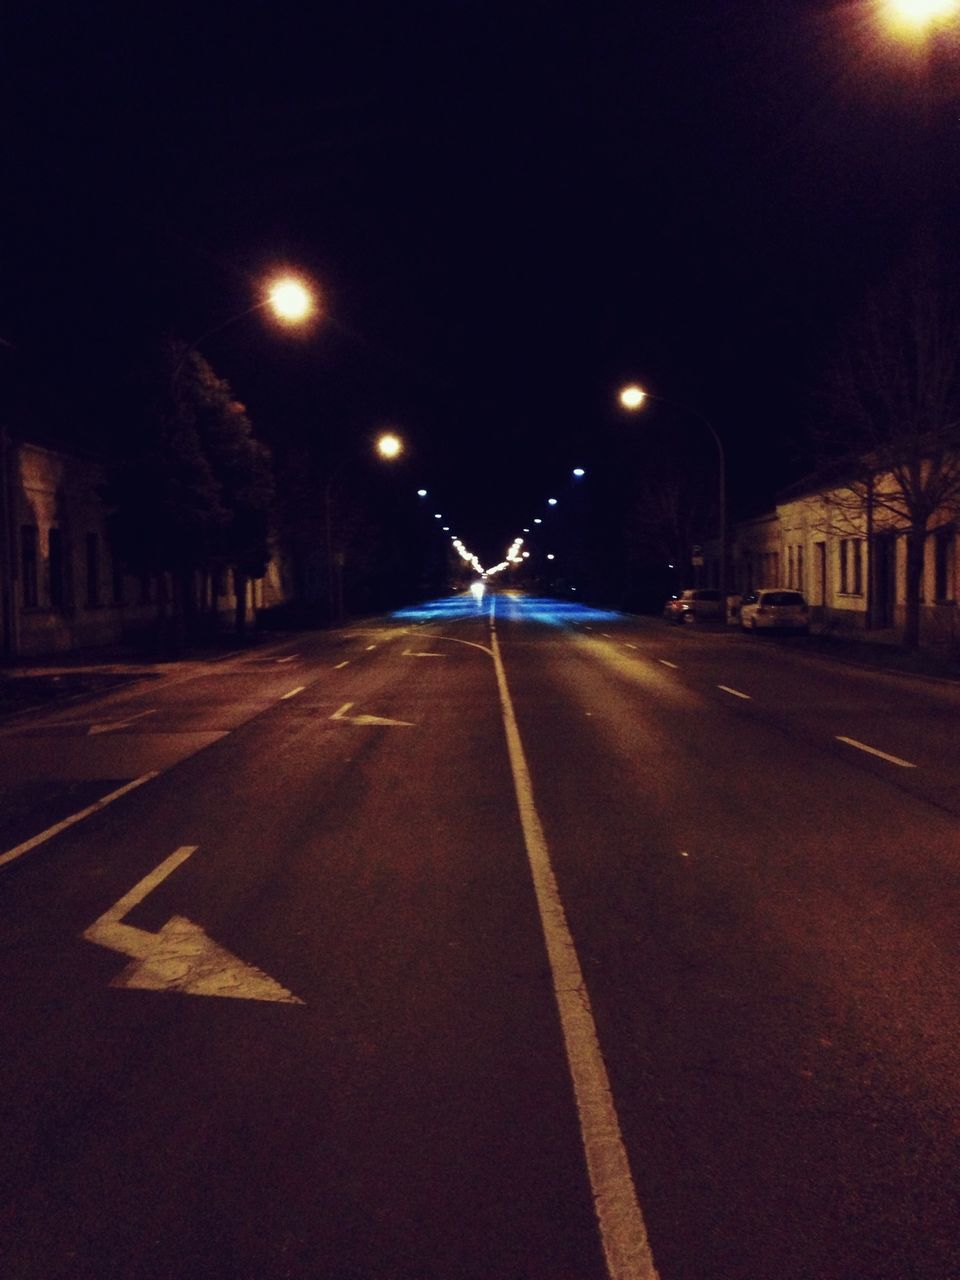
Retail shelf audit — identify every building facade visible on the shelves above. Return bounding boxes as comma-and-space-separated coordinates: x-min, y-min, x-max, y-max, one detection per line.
0, 436, 288, 659
731, 472, 959, 649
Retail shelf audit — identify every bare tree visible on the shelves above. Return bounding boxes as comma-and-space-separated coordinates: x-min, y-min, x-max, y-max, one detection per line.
819, 235, 960, 647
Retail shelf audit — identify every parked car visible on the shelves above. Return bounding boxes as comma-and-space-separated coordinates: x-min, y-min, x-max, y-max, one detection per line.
662, 588, 724, 624
739, 588, 810, 633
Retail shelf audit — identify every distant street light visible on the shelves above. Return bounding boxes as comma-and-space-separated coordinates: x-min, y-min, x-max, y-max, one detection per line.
572, 467, 585, 478
325, 432, 404, 622
547, 497, 558, 506
618, 382, 727, 610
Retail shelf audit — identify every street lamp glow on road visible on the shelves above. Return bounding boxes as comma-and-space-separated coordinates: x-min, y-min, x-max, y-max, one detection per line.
267, 276, 315, 324
376, 432, 403, 460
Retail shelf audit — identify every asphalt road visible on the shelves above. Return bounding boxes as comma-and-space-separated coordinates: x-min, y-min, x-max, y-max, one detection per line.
1, 592, 958, 1280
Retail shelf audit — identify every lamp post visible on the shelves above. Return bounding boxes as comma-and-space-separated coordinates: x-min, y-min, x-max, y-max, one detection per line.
618, 383, 728, 615
324, 432, 404, 623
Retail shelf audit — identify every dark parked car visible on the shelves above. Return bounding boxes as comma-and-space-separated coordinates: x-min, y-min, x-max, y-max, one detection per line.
662, 588, 724, 624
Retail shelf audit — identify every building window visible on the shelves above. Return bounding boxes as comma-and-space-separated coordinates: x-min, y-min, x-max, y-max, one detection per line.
840, 538, 863, 595
21, 525, 39, 607
85, 532, 100, 608
934, 526, 955, 602
49, 528, 66, 609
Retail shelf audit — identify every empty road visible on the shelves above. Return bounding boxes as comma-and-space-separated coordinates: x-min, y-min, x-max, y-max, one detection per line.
2, 592, 958, 1280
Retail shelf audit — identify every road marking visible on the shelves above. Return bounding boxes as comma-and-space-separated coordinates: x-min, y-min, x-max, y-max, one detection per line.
658, 659, 678, 669
366, 644, 377, 651
601, 632, 613, 638
625, 643, 638, 650
836, 736, 917, 768
330, 702, 414, 727
88, 708, 157, 736
717, 684, 751, 700
83, 846, 302, 1002
490, 628, 658, 1280
402, 650, 447, 657
0, 773, 158, 870
334, 660, 350, 669
276, 654, 299, 664
281, 686, 305, 700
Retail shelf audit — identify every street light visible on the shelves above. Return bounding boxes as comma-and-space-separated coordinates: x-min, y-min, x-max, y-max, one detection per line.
376, 432, 403, 460
325, 432, 404, 622
174, 272, 317, 381
266, 275, 315, 324
882, 0, 959, 33
618, 382, 727, 612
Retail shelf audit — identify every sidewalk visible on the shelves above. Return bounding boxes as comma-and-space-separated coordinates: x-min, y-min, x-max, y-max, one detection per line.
771, 623, 960, 684
0, 633, 283, 721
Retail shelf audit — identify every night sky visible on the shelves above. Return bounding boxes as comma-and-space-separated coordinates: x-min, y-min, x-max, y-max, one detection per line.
2, 0, 956, 565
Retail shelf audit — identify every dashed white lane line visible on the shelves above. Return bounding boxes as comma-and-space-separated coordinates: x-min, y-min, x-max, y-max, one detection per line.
0, 773, 158, 870
490, 629, 659, 1279
718, 684, 752, 700
658, 659, 678, 669
365, 645, 377, 651
334, 661, 350, 669
836, 736, 917, 768
281, 686, 305, 700
625, 643, 638, 650
276, 654, 299, 664
601, 632, 613, 638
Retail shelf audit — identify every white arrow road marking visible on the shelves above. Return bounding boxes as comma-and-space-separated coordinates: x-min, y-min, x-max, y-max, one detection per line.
83, 846, 303, 1003
87, 709, 157, 736
402, 650, 447, 657
330, 702, 414, 727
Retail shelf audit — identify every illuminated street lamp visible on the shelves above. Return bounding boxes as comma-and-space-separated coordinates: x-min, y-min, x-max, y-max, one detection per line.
266, 275, 315, 324
619, 382, 727, 610
376, 432, 403, 460
882, 0, 959, 33
325, 432, 404, 622
619, 384, 647, 411
174, 272, 316, 381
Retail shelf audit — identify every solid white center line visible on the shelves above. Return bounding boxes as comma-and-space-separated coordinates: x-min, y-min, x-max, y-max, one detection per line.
490, 629, 658, 1279
836, 736, 917, 768
281, 686, 305, 700
0, 773, 158, 870
334, 660, 350, 669
718, 684, 752, 700
658, 659, 678, 669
